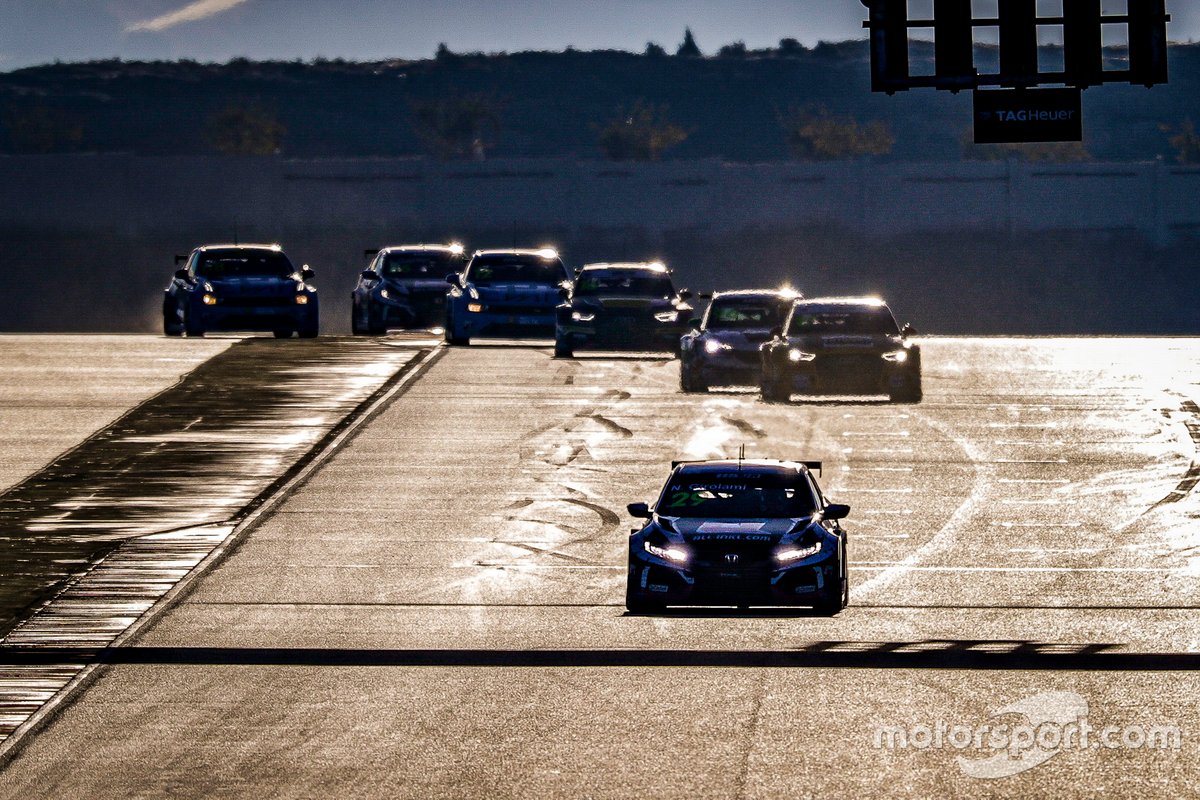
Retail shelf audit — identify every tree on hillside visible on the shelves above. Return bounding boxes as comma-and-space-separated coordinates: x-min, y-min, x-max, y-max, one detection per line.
677, 28, 702, 58
1161, 118, 1200, 164
598, 101, 688, 161
1, 105, 84, 153
717, 41, 748, 59
207, 102, 285, 155
779, 38, 805, 57
644, 42, 667, 58
411, 93, 503, 160
779, 107, 894, 160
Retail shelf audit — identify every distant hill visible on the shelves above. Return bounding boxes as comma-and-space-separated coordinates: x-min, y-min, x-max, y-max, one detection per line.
2, 42, 1198, 162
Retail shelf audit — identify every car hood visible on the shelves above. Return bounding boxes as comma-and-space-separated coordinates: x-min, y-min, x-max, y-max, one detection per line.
703, 328, 775, 350
661, 516, 808, 543
207, 277, 305, 297
471, 283, 562, 304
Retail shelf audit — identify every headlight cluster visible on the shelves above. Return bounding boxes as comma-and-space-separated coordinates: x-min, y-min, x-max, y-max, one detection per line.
775, 541, 822, 563
295, 295, 309, 305
644, 540, 689, 564
704, 339, 732, 355
882, 350, 909, 363
201, 294, 218, 306
571, 311, 596, 322
654, 310, 680, 323
467, 303, 485, 313
788, 349, 817, 362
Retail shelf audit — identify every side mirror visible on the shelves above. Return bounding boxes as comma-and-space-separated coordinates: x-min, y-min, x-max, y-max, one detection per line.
301, 266, 316, 281
174, 268, 190, 280
678, 289, 693, 301
360, 269, 379, 280
627, 502, 652, 519
446, 273, 462, 288
824, 503, 850, 521
769, 326, 783, 340
902, 323, 917, 337
559, 287, 571, 302
698, 291, 713, 300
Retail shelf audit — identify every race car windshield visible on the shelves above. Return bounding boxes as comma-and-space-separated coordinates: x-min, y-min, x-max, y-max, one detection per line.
787, 308, 900, 335
657, 474, 818, 518
382, 253, 458, 278
706, 301, 787, 330
196, 252, 295, 279
574, 273, 674, 298
467, 257, 567, 285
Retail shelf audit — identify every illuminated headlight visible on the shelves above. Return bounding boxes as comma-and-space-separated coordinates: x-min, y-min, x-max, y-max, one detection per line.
644, 540, 689, 564
788, 349, 817, 362
775, 541, 822, 563
571, 311, 596, 322
201, 294, 217, 306
467, 303, 485, 313
704, 339, 731, 355
882, 350, 909, 363
295, 295, 309, 305
654, 310, 680, 323
379, 289, 390, 300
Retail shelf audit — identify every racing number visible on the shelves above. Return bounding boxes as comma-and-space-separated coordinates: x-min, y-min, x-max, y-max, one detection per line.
666, 490, 707, 508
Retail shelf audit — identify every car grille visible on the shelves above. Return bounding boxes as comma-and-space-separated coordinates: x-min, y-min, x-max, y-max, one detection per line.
487, 304, 551, 315
218, 296, 293, 308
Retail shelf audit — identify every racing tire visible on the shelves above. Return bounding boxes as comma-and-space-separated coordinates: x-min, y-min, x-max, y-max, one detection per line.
298, 326, 319, 339
812, 568, 849, 616
163, 312, 183, 337
365, 304, 387, 336
889, 376, 923, 404
553, 338, 574, 359
444, 325, 469, 346
761, 375, 790, 404
273, 329, 294, 339
351, 302, 365, 336
625, 582, 665, 614
183, 308, 205, 338
680, 364, 708, 393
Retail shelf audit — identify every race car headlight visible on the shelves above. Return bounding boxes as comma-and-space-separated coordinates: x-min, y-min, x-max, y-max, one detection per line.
775, 541, 822, 563
467, 303, 485, 313
379, 288, 390, 300
882, 350, 909, 363
788, 349, 817, 362
295, 295, 309, 305
644, 540, 689, 564
654, 310, 680, 323
704, 339, 732, 354
201, 293, 217, 306
571, 311, 596, 322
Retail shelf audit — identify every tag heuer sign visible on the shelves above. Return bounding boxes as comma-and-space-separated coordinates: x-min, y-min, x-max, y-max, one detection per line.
973, 88, 1083, 144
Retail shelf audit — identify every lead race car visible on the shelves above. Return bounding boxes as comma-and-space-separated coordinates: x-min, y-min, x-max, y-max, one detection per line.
626, 459, 850, 614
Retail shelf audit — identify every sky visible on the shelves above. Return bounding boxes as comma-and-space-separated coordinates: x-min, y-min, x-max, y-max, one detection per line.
0, 0, 1196, 72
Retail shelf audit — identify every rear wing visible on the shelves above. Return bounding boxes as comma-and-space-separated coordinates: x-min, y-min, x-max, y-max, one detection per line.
174, 254, 188, 265
363, 248, 380, 259
669, 459, 823, 475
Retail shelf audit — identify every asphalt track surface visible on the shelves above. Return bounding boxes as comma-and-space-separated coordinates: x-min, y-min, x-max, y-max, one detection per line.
1, 336, 1199, 797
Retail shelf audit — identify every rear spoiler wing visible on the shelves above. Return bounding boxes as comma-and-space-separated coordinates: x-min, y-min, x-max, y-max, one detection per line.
669, 459, 823, 475
174, 254, 188, 265
364, 248, 380, 259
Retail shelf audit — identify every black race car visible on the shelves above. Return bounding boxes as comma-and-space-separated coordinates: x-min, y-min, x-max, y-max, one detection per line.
554, 262, 693, 358
352, 244, 467, 334
626, 459, 850, 614
679, 289, 799, 391
163, 243, 318, 338
760, 296, 922, 403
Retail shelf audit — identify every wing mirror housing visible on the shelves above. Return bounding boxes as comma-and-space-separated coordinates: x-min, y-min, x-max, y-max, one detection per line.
360, 269, 379, 280
446, 273, 463, 288
769, 325, 784, 340
824, 503, 850, 521
301, 266, 316, 281
678, 289, 693, 301
627, 502, 652, 519
174, 268, 190, 280
902, 323, 918, 337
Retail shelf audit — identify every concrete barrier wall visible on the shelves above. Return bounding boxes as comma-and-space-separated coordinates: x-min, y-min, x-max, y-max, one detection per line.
1, 155, 1196, 243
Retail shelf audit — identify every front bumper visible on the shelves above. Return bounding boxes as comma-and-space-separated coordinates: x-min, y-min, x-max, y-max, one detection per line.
558, 319, 685, 351
455, 308, 556, 338
627, 546, 840, 607
374, 292, 447, 328
197, 301, 317, 331
782, 354, 917, 395
691, 350, 763, 386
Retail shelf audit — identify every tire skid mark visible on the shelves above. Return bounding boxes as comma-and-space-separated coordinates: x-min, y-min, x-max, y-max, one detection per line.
1146, 400, 1200, 511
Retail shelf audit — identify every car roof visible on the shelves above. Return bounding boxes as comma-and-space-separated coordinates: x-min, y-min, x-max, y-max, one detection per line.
195, 243, 283, 253
472, 248, 561, 259
579, 262, 669, 274
380, 244, 462, 254
672, 459, 818, 478
711, 289, 799, 301
791, 296, 890, 311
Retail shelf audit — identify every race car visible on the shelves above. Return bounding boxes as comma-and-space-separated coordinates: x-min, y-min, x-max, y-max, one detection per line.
759, 296, 922, 403
444, 248, 571, 345
163, 243, 318, 338
679, 289, 799, 391
351, 243, 467, 334
626, 458, 850, 614
554, 262, 693, 357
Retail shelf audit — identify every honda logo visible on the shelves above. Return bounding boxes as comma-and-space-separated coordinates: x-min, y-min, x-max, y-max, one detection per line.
724, 554, 740, 565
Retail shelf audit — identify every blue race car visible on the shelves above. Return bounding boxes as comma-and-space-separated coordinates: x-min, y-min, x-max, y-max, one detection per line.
554, 262, 693, 358
626, 459, 850, 614
163, 244, 318, 338
352, 243, 467, 335
444, 249, 570, 345
679, 289, 799, 392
